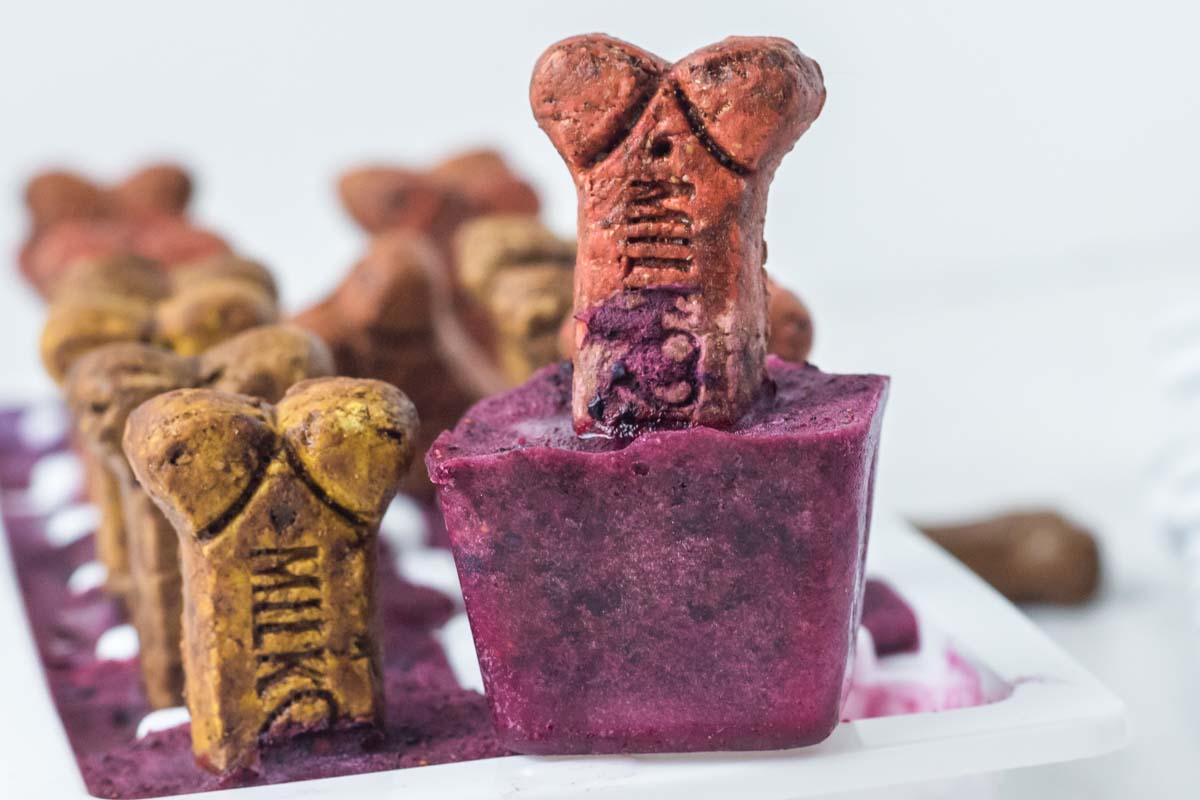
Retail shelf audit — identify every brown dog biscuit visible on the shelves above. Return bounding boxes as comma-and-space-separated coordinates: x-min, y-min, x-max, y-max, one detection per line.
766, 278, 814, 364
64, 327, 333, 707
24, 163, 192, 233
42, 275, 278, 381
109, 164, 193, 220
917, 510, 1102, 605
43, 263, 278, 600
124, 378, 416, 772
294, 231, 481, 500
154, 279, 279, 356
532, 35, 824, 435
454, 215, 575, 384
338, 149, 539, 239
65, 344, 199, 705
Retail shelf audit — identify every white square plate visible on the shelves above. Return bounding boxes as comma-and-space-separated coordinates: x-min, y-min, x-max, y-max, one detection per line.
0, 502, 1126, 799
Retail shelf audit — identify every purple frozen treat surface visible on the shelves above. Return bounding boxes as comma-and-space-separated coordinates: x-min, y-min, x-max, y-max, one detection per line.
428, 357, 889, 755
861, 579, 920, 655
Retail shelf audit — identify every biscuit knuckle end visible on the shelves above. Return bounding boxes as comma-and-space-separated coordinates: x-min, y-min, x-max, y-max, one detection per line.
40, 297, 154, 383
531, 34, 666, 169
199, 324, 335, 402
675, 37, 826, 171
154, 281, 279, 356
337, 167, 424, 231
124, 389, 276, 540
173, 255, 279, 301
64, 343, 196, 452
277, 378, 417, 520
50, 254, 170, 302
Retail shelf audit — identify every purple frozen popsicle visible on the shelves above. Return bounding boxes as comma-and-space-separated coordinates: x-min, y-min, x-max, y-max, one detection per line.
428, 357, 888, 753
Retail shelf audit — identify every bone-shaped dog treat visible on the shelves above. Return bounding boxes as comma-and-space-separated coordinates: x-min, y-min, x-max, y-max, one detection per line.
532, 35, 825, 434
338, 149, 539, 239
917, 510, 1102, 605
765, 277, 814, 364
124, 378, 416, 772
454, 214, 575, 384
24, 163, 193, 234
294, 231, 487, 499
64, 326, 334, 707
48, 251, 276, 306
46, 253, 172, 302
41, 271, 278, 382
557, 272, 816, 366
42, 262, 278, 597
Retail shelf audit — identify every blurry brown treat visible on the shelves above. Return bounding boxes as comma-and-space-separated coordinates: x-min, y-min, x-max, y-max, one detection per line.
109, 164, 193, 219
294, 231, 480, 500
766, 278, 814, 364
154, 279, 278, 356
41, 277, 276, 382
338, 148, 539, 240
42, 260, 278, 597
66, 344, 199, 706
22, 216, 231, 297
24, 172, 108, 232
64, 327, 333, 707
531, 34, 825, 435
124, 378, 416, 773
24, 163, 191, 233
81, 447, 132, 599
20, 163, 209, 296
916, 510, 1102, 605
454, 214, 575, 384
428, 149, 541, 222
170, 254, 278, 301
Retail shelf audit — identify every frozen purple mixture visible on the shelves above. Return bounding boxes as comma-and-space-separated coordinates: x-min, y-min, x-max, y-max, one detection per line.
428, 357, 889, 754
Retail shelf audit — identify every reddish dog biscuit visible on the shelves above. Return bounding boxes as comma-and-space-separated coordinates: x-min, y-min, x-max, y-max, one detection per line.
24, 163, 192, 233
19, 163, 223, 297
338, 149, 538, 239
125, 378, 416, 772
532, 35, 825, 435
765, 278, 813, 364
64, 326, 333, 707
294, 231, 484, 499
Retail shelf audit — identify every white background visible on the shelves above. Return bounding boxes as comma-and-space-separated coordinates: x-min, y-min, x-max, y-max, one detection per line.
1, 1, 1198, 797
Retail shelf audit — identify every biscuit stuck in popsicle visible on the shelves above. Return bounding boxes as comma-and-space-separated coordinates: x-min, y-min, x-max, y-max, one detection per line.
532, 35, 825, 435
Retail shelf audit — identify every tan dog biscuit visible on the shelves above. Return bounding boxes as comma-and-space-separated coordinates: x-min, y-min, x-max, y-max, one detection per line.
454, 214, 575, 384
124, 378, 416, 772
64, 327, 333, 706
